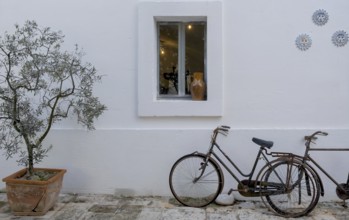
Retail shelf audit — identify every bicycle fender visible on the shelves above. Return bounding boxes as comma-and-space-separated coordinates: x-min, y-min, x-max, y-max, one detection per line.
279, 157, 325, 197
287, 156, 325, 197
287, 155, 325, 197
304, 162, 325, 196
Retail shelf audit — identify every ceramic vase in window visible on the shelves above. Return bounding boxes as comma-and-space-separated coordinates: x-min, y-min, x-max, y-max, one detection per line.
190, 72, 206, 101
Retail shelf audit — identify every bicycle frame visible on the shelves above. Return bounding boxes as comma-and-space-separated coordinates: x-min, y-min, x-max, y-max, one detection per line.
304, 145, 349, 193
201, 128, 273, 188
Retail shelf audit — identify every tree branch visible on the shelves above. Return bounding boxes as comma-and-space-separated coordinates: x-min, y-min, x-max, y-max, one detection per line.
36, 93, 60, 146
0, 116, 12, 120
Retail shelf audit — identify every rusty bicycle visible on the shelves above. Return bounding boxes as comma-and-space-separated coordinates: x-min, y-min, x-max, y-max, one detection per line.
262, 131, 349, 216
169, 126, 321, 218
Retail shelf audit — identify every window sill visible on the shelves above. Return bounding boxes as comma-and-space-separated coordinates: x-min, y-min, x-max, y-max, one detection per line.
157, 95, 202, 101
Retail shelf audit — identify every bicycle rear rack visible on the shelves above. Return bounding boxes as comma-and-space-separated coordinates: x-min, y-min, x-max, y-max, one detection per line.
270, 152, 294, 158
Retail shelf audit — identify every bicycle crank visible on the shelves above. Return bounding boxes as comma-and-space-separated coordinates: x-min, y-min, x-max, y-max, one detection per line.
336, 184, 349, 200
336, 174, 349, 206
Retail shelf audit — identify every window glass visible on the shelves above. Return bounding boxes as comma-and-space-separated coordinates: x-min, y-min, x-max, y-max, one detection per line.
159, 24, 179, 95
185, 23, 206, 95
158, 22, 206, 98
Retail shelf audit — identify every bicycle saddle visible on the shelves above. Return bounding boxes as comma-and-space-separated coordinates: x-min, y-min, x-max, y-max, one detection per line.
252, 137, 273, 149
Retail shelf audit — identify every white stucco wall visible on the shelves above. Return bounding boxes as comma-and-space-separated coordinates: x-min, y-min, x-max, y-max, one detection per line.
1, 0, 349, 200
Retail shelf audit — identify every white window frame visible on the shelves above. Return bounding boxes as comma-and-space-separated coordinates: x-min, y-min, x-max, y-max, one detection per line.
138, 1, 223, 116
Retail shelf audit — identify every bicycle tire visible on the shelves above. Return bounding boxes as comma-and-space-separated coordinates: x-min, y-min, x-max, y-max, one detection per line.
169, 153, 223, 207
260, 159, 320, 218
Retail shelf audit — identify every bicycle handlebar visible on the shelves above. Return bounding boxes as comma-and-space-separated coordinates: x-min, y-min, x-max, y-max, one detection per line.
304, 131, 328, 142
220, 125, 230, 131
213, 125, 230, 136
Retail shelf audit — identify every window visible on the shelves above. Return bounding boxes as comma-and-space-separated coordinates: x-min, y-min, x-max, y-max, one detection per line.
138, 1, 223, 116
158, 21, 206, 99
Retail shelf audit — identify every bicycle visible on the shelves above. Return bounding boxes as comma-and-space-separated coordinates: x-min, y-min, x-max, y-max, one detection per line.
169, 126, 321, 218
265, 131, 349, 214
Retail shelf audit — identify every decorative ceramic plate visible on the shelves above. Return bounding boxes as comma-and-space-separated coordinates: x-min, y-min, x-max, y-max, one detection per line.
332, 30, 348, 47
295, 34, 312, 51
312, 9, 329, 26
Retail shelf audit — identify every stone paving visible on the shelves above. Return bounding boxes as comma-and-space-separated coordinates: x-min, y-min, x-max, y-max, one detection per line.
0, 193, 349, 219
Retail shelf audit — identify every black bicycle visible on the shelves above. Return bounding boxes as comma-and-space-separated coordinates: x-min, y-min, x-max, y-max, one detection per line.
169, 126, 321, 218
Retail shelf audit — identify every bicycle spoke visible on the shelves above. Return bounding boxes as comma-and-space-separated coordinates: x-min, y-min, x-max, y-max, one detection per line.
260, 160, 320, 218
169, 154, 222, 207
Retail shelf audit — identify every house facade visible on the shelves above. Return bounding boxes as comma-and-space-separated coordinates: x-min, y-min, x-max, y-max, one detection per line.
1, 0, 349, 200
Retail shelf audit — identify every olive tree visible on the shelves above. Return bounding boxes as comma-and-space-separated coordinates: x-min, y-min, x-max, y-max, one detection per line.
0, 21, 106, 177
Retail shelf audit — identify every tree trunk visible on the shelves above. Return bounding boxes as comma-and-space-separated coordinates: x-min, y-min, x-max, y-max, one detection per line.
27, 143, 34, 176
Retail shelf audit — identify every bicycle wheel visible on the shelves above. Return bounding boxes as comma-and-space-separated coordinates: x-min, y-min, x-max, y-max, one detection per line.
261, 159, 320, 218
169, 153, 223, 207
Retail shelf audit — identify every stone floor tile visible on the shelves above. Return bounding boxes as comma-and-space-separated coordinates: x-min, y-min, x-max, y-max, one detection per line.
162, 207, 206, 220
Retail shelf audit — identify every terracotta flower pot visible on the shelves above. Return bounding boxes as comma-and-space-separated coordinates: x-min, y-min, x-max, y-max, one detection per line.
2, 168, 66, 216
